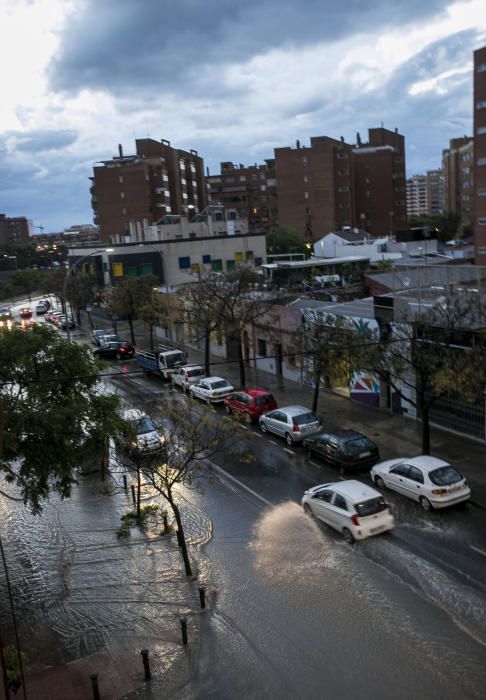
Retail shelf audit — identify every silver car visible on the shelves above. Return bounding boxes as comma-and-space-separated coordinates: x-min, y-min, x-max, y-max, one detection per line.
259, 405, 321, 445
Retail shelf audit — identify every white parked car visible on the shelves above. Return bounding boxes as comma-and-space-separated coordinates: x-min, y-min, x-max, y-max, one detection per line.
370, 456, 471, 511
259, 405, 321, 445
121, 408, 165, 455
189, 376, 234, 404
171, 364, 205, 392
302, 480, 394, 543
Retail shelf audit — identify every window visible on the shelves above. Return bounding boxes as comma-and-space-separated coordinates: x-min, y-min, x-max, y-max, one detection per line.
391, 464, 410, 477
112, 262, 124, 277
406, 466, 424, 483
245, 250, 253, 260
211, 259, 222, 272
477, 126, 486, 135
191, 263, 200, 273
478, 188, 486, 196
304, 192, 309, 199
302, 157, 308, 165
479, 218, 486, 225
139, 263, 154, 276
178, 256, 191, 269
202, 254, 211, 263
304, 175, 309, 183
463, 167, 470, 174
257, 338, 267, 357
478, 158, 486, 166
338, 186, 349, 192
119, 176, 123, 184
316, 490, 333, 503
477, 63, 486, 72
332, 494, 347, 510
337, 151, 348, 159
120, 191, 125, 198
239, 176, 246, 182
477, 101, 486, 109
226, 260, 235, 271
234, 251, 244, 261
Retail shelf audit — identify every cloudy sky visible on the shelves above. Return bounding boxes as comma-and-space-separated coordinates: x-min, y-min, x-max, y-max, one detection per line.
1, 0, 486, 233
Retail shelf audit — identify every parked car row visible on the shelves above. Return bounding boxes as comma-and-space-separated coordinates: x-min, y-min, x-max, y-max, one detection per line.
45, 309, 76, 329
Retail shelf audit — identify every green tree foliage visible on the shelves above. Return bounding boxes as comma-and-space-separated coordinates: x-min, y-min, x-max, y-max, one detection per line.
138, 290, 168, 349
0, 324, 123, 512
6, 269, 42, 301
407, 211, 461, 242
106, 275, 159, 344
266, 228, 309, 255
65, 270, 98, 325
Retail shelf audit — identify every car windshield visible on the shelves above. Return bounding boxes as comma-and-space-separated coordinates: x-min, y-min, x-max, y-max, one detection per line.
429, 466, 462, 486
187, 368, 204, 377
134, 418, 156, 434
345, 437, 374, 454
255, 394, 274, 406
294, 412, 318, 426
210, 380, 229, 390
355, 497, 388, 517
166, 352, 186, 368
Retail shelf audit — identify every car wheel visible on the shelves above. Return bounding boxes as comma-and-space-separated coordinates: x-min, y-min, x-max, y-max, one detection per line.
343, 528, 355, 544
205, 396, 211, 405
285, 432, 294, 446
374, 475, 386, 489
225, 404, 232, 415
420, 496, 432, 512
260, 421, 267, 433
303, 503, 312, 515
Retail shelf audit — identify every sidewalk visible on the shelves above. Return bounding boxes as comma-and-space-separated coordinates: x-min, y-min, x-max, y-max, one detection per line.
184, 346, 486, 510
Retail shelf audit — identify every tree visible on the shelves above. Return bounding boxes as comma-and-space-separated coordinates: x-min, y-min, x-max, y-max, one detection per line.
266, 228, 309, 255
139, 399, 241, 576
347, 294, 486, 454
106, 275, 159, 345
138, 291, 168, 349
201, 267, 278, 386
177, 275, 227, 376
7, 269, 42, 302
0, 324, 123, 512
65, 270, 99, 326
293, 310, 358, 412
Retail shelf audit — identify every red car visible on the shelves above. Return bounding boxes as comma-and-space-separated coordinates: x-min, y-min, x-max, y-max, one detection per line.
224, 388, 278, 423
19, 307, 32, 319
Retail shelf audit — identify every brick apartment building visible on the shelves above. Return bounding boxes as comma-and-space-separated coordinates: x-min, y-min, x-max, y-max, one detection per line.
209, 127, 406, 241
442, 136, 474, 234
474, 46, 486, 264
0, 213, 32, 245
91, 139, 208, 243
207, 161, 278, 232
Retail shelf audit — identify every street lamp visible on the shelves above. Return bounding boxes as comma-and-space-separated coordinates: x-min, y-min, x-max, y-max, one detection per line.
64, 248, 113, 342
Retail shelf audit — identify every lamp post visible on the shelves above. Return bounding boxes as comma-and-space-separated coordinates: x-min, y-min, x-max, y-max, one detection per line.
64, 248, 113, 342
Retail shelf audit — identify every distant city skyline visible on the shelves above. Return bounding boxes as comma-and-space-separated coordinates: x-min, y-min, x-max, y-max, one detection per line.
1, 0, 485, 232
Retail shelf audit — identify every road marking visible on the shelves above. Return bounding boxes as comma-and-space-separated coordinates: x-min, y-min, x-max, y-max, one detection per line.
239, 424, 248, 430
269, 440, 277, 445
283, 448, 295, 456
207, 460, 272, 507
309, 461, 320, 468
254, 433, 263, 438
470, 545, 486, 558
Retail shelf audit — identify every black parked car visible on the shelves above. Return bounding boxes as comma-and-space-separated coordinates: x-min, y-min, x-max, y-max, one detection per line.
303, 429, 380, 473
93, 341, 135, 360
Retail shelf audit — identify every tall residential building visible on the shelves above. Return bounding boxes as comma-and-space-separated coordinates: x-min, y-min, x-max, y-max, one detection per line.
426, 169, 445, 216
0, 213, 32, 245
474, 46, 486, 263
406, 170, 444, 218
90, 138, 208, 243
207, 160, 278, 232
442, 136, 474, 233
407, 175, 428, 217
274, 135, 355, 240
352, 127, 407, 235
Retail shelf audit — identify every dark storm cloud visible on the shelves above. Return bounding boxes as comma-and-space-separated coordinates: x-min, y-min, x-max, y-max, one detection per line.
48, 0, 449, 95
9, 129, 78, 153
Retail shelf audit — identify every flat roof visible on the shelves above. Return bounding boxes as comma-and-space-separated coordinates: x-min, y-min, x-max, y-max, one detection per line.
262, 255, 369, 270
